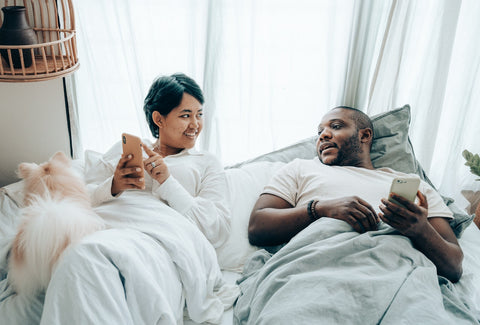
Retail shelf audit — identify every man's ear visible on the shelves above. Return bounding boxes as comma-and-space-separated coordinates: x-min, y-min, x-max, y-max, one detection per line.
152, 111, 163, 128
359, 128, 373, 145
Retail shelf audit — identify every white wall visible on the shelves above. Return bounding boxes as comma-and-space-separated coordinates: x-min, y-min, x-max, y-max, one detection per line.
0, 78, 70, 187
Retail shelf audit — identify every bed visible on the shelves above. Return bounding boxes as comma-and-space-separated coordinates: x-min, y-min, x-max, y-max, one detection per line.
0, 104, 479, 324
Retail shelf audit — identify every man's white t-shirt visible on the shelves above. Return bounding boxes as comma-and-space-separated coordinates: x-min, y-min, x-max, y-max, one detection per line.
262, 158, 452, 219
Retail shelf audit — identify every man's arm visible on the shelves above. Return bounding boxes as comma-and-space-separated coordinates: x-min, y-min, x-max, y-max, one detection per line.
248, 194, 311, 247
248, 193, 379, 247
379, 192, 463, 283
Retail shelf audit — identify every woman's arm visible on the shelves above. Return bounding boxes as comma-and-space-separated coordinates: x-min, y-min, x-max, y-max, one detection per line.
183, 165, 230, 248
152, 154, 231, 248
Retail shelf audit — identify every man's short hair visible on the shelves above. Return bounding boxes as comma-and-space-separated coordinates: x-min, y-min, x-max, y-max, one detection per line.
333, 106, 374, 137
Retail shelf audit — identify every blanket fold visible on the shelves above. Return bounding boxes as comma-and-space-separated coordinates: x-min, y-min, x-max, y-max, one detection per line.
234, 218, 479, 325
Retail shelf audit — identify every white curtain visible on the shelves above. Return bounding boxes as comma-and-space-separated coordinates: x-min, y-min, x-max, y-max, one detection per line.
365, 0, 480, 207
73, 0, 209, 156
72, 0, 480, 208
429, 0, 480, 207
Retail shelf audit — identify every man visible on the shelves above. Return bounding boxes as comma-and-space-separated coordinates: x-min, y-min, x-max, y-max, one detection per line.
233, 107, 472, 324
248, 106, 463, 281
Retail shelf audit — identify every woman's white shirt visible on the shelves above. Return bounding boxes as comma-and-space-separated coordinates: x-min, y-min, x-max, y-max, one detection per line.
84, 141, 231, 248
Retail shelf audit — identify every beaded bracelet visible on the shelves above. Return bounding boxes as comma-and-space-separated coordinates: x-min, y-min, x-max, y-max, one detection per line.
307, 199, 320, 221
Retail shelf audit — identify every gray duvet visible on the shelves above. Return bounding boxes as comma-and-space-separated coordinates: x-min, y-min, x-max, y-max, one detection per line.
233, 218, 479, 324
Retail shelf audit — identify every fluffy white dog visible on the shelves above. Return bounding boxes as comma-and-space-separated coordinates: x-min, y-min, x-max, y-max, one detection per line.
9, 151, 105, 295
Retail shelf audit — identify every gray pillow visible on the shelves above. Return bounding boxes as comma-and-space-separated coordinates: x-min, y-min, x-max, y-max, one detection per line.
228, 104, 473, 237
227, 137, 317, 168
229, 105, 420, 170
371, 105, 422, 175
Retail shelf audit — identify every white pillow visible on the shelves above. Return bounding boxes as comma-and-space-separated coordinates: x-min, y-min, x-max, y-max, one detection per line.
3, 180, 24, 207
216, 161, 285, 271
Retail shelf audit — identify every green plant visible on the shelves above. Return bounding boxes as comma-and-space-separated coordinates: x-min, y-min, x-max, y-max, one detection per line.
462, 149, 480, 180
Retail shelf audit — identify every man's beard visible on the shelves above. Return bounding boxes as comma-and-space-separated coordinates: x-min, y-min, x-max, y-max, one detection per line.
319, 133, 363, 166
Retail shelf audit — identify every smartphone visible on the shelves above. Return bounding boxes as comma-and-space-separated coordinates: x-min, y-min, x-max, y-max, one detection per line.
388, 177, 420, 207
121, 133, 144, 178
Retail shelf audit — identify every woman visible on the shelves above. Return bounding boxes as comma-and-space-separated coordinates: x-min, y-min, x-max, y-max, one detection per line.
102, 73, 230, 248
38, 74, 237, 325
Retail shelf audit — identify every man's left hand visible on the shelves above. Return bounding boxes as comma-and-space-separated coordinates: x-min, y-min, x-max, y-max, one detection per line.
379, 191, 429, 237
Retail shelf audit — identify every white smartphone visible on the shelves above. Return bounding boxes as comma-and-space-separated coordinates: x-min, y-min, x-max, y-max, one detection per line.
121, 133, 144, 178
388, 177, 420, 207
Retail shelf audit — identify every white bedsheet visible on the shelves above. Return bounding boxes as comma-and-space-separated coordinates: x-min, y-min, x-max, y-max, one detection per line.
456, 223, 480, 319
185, 271, 241, 325
0, 189, 239, 325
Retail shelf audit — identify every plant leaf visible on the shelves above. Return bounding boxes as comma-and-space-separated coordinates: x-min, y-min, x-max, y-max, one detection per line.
463, 149, 473, 160
463, 149, 480, 177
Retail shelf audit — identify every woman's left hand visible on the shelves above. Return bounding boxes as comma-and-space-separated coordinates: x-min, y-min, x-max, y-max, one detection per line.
142, 144, 170, 184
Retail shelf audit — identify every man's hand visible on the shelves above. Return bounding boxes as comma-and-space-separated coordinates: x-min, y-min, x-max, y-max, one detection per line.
379, 190, 464, 282
111, 153, 145, 196
379, 191, 429, 237
316, 196, 379, 233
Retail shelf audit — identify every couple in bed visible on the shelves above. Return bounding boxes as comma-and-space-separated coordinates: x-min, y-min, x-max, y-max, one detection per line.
5, 73, 468, 324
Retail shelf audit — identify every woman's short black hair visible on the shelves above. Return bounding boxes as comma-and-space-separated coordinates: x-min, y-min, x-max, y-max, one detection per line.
143, 73, 204, 138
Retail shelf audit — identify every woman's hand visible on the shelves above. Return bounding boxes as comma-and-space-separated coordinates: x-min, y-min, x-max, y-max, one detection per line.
142, 144, 170, 185
111, 154, 145, 196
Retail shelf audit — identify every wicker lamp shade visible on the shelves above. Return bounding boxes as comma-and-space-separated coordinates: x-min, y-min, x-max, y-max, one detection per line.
0, 0, 79, 82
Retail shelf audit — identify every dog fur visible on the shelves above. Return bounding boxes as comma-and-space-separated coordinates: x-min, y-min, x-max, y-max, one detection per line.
9, 151, 105, 295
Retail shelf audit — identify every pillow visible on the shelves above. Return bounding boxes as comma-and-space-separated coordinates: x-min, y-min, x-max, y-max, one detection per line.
217, 161, 285, 271
227, 137, 317, 168
3, 180, 24, 208
370, 105, 421, 174
0, 188, 21, 280
443, 196, 474, 237
228, 105, 425, 173
228, 105, 421, 172
0, 188, 21, 237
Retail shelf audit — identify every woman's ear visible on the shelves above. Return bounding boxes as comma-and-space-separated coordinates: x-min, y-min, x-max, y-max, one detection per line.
152, 111, 163, 128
